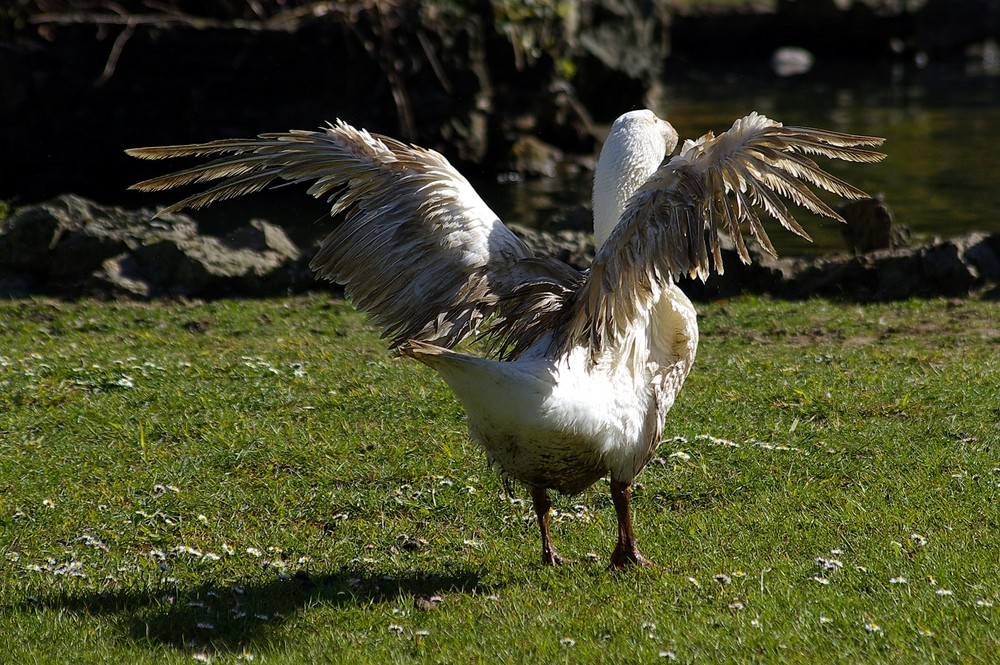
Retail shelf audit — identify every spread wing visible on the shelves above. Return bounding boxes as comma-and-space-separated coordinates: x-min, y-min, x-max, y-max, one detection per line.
565, 112, 885, 353
127, 121, 571, 349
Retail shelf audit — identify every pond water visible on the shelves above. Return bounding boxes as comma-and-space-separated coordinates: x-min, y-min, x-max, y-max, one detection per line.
159, 60, 1000, 259
485, 60, 1000, 257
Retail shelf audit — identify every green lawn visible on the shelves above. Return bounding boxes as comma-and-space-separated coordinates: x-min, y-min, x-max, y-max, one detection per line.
0, 295, 997, 663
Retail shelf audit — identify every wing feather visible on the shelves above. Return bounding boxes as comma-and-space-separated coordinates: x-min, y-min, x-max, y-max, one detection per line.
563, 112, 884, 354
128, 121, 562, 349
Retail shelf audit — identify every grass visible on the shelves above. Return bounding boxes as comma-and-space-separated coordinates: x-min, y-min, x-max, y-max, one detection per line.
0, 294, 997, 663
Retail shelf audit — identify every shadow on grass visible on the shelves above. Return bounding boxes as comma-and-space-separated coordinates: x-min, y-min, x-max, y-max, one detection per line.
7, 565, 492, 655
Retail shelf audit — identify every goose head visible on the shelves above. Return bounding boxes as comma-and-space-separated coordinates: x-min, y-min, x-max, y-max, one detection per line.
592, 110, 678, 248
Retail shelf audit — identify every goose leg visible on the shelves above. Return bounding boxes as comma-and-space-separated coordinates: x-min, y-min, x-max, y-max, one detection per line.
609, 479, 653, 569
531, 487, 567, 566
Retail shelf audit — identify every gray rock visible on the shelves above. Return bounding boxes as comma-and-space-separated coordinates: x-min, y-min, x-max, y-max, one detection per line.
771, 46, 815, 76
3, 195, 998, 302
0, 194, 198, 292
0, 272, 36, 299
508, 223, 595, 270
840, 196, 905, 254
920, 237, 979, 296
1, 195, 306, 298
504, 136, 565, 178
680, 234, 796, 299
965, 232, 1000, 281
0, 201, 65, 271
96, 253, 156, 298
784, 233, 996, 301
172, 222, 301, 297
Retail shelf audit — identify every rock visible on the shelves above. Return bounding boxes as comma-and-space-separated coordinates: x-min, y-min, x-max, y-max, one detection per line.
920, 237, 979, 296
97, 253, 157, 298
508, 223, 595, 271
0, 203, 65, 272
0, 194, 196, 291
171, 225, 301, 297
965, 232, 1000, 281
0, 272, 36, 299
679, 234, 796, 299
222, 219, 301, 257
790, 254, 877, 300
785, 233, 996, 301
545, 204, 594, 234
839, 196, 908, 254
504, 135, 564, 178
872, 250, 927, 300
2, 195, 998, 302
771, 46, 815, 76
574, 0, 671, 118
1, 195, 308, 298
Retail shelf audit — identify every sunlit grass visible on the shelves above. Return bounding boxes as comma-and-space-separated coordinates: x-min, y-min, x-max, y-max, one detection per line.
1, 295, 997, 663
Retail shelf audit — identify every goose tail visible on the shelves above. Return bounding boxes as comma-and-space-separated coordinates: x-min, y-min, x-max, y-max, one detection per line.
398, 340, 475, 370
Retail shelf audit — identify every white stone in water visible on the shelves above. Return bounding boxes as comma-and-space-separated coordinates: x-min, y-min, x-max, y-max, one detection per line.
771, 47, 814, 77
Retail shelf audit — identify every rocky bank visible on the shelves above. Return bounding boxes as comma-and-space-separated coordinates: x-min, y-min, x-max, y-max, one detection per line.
2, 195, 997, 302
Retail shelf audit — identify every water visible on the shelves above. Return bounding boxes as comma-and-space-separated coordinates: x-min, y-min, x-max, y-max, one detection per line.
488, 60, 1000, 256
163, 61, 1000, 259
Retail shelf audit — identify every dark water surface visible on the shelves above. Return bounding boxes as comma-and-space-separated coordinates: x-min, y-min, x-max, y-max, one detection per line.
488, 61, 1000, 257
167, 61, 1000, 259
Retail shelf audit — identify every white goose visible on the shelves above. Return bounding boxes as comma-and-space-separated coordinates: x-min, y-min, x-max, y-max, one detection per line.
127, 110, 884, 568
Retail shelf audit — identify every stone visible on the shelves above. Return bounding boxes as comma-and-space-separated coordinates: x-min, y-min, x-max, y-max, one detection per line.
0, 194, 198, 295
508, 223, 595, 271
504, 135, 564, 178
839, 196, 906, 254
2, 196, 997, 302
965, 232, 1000, 281
920, 238, 978, 296
1, 196, 306, 298
96, 253, 155, 298
771, 46, 815, 76
0, 272, 36, 299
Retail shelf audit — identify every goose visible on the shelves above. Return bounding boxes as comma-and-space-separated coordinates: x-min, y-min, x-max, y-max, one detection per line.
127, 110, 884, 568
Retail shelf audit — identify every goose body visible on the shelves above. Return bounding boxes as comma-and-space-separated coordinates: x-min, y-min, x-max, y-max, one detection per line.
412, 280, 696, 496
128, 110, 883, 567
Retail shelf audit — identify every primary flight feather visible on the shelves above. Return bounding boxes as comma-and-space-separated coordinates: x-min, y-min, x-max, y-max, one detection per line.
128, 110, 884, 568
